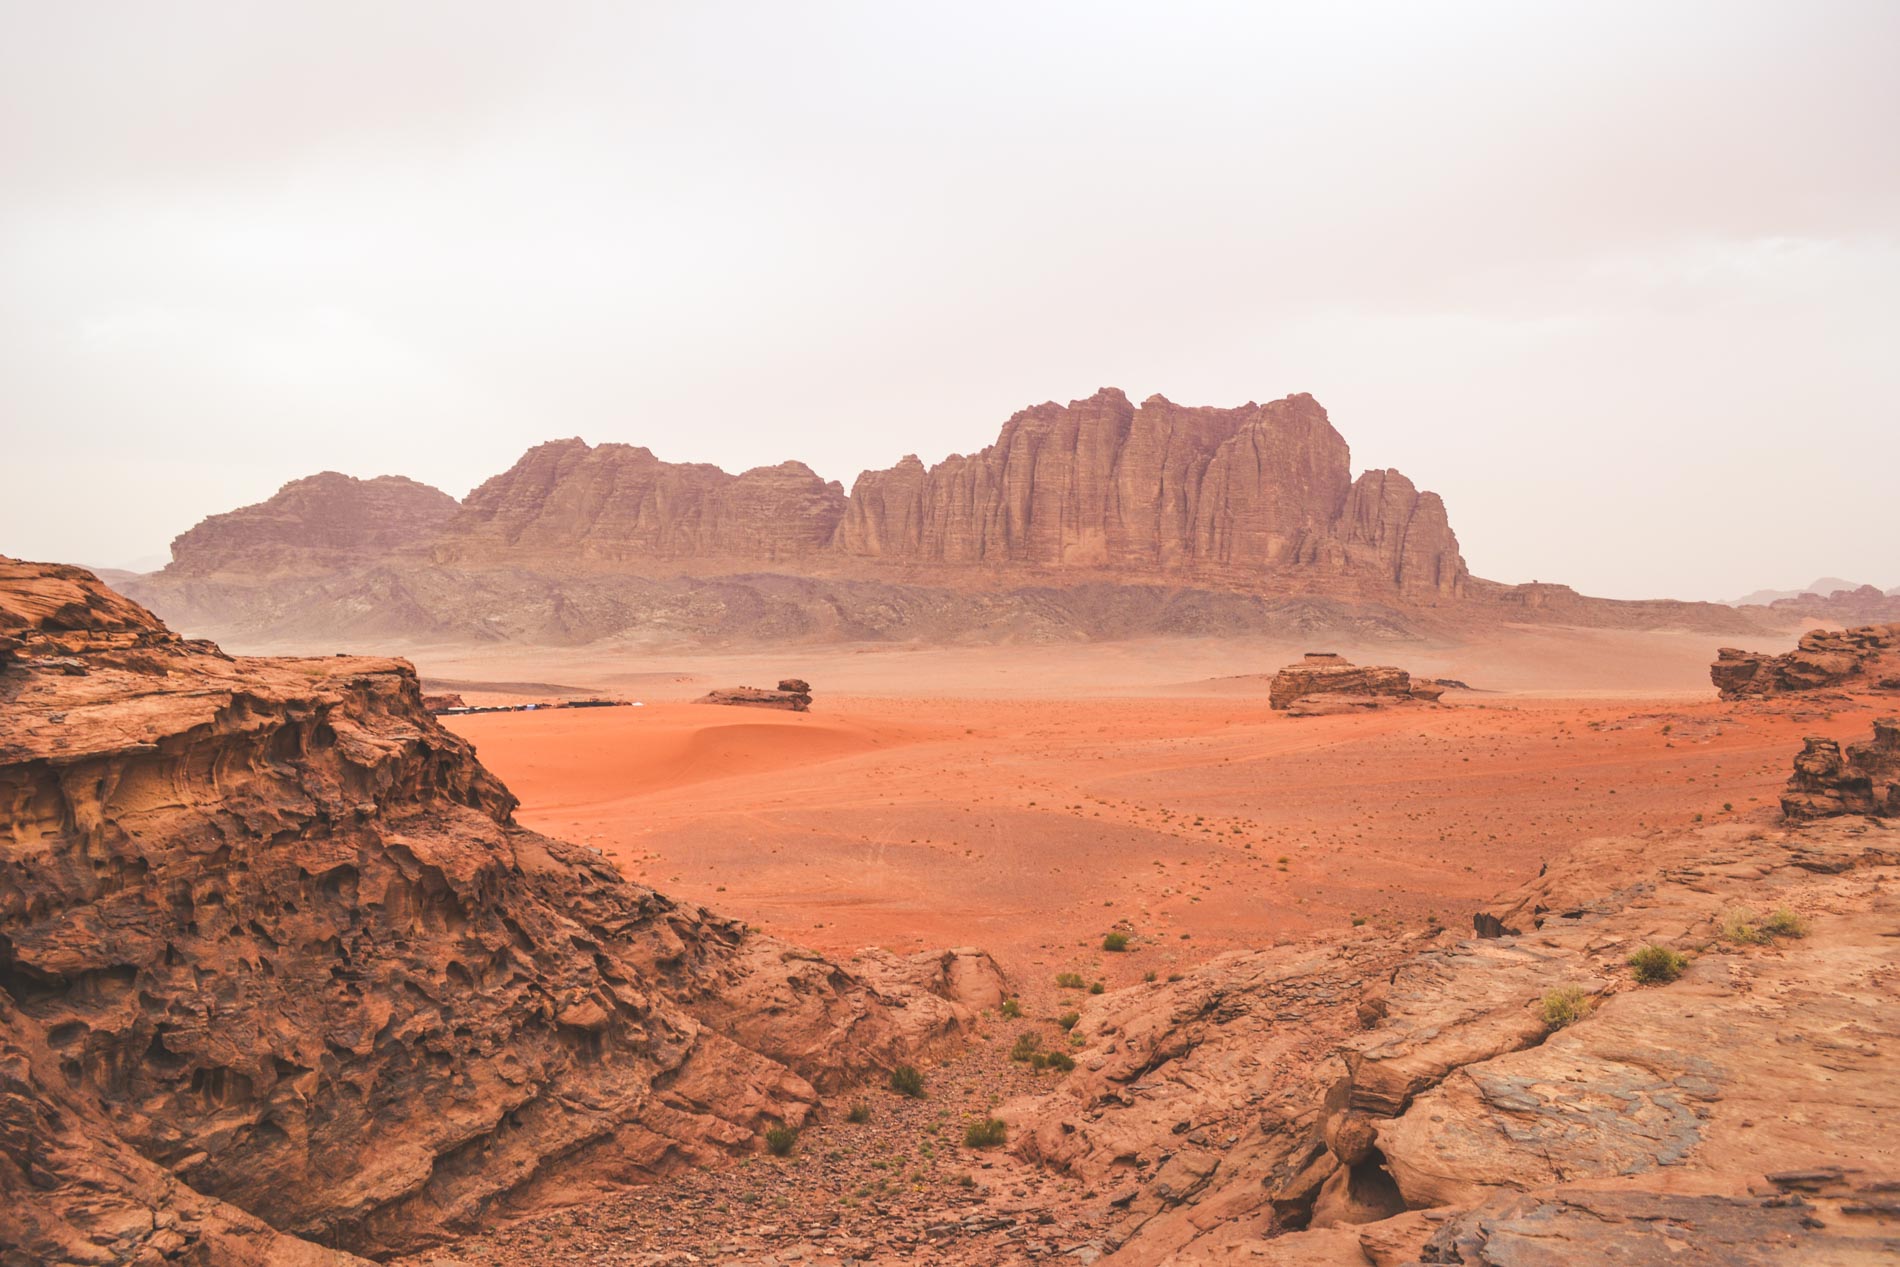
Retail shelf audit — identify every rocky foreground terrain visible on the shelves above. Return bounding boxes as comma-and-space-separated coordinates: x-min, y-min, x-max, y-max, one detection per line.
119, 389, 1762, 648
7, 559, 1896, 1266
0, 559, 998, 1263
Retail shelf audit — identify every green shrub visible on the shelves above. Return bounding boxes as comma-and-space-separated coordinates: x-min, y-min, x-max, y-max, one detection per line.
1009, 1032, 1042, 1063
1046, 1051, 1075, 1073
1143, 970, 1157, 983
1628, 944, 1688, 985
1088, 980, 1105, 995
846, 1101, 872, 1124
1057, 1011, 1081, 1031
1055, 972, 1087, 989
1763, 907, 1809, 939
889, 1064, 925, 1098
1028, 1052, 1049, 1070
999, 998, 1023, 1018
1539, 986, 1589, 1028
964, 1117, 1007, 1149
764, 1124, 798, 1156
1102, 932, 1129, 952
1719, 908, 1767, 944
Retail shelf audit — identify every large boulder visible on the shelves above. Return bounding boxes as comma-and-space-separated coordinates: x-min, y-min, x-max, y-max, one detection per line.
1782, 718, 1900, 819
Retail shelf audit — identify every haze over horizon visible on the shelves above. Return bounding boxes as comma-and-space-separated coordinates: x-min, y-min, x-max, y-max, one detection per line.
3, 2, 1895, 601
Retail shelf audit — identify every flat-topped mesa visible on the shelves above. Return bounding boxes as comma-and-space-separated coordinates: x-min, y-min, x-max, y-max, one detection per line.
835, 390, 1467, 597
435, 439, 847, 565
167, 471, 458, 576
0, 559, 991, 1260
1782, 719, 1900, 819
1268, 652, 1447, 714
1712, 622, 1900, 699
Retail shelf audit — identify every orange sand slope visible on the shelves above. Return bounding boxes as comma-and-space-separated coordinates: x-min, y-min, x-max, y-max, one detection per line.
446, 670, 1878, 996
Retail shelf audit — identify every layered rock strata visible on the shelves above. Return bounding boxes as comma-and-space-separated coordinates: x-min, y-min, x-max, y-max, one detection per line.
166, 472, 458, 577
698, 679, 814, 712
1002, 815, 1900, 1264
1712, 622, 1900, 699
1782, 718, 1900, 819
0, 559, 994, 1260
1268, 652, 1445, 714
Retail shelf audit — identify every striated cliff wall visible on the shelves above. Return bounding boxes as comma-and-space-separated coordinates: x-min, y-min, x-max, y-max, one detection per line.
834, 390, 1465, 597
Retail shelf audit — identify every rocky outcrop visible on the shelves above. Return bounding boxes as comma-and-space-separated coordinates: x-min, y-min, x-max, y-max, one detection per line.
0, 559, 994, 1259
835, 391, 1467, 598
1003, 814, 1900, 1264
1712, 622, 1900, 699
168, 472, 459, 577
1268, 652, 1444, 713
698, 679, 813, 712
125, 389, 1784, 648
436, 440, 847, 565
1782, 719, 1900, 819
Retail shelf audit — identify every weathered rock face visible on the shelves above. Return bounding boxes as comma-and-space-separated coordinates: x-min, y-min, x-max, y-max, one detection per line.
0, 559, 993, 1259
168, 472, 459, 577
1782, 719, 1900, 819
437, 440, 847, 564
1003, 816, 1900, 1264
836, 391, 1467, 597
1711, 622, 1900, 699
1267, 652, 1443, 713
698, 679, 813, 712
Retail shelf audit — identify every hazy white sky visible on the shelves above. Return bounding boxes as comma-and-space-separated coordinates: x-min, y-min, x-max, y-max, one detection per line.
2, 1, 1895, 599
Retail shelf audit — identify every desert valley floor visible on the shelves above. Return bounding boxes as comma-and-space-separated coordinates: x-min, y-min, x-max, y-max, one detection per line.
433, 635, 1872, 978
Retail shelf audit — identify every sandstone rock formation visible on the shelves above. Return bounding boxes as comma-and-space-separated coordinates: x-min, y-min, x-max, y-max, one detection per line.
0, 559, 996, 1260
1782, 718, 1900, 819
1003, 815, 1900, 1263
1268, 652, 1445, 714
835, 391, 1466, 598
124, 388, 1774, 648
436, 439, 847, 564
168, 471, 459, 576
1712, 622, 1900, 699
698, 679, 814, 712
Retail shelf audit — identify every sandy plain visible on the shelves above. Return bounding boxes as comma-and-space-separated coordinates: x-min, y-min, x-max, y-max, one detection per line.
428, 623, 1866, 994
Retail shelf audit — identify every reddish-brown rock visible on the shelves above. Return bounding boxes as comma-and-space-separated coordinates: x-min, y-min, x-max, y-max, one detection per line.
1781, 718, 1900, 819
698, 679, 813, 711
1268, 653, 1441, 712
168, 471, 458, 576
836, 390, 1467, 597
1712, 623, 1900, 699
0, 559, 990, 1259
437, 440, 846, 564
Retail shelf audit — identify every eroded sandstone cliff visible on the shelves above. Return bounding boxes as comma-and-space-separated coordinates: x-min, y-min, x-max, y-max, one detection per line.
1712, 622, 1900, 700
0, 559, 993, 1261
835, 391, 1465, 598
126, 389, 1773, 647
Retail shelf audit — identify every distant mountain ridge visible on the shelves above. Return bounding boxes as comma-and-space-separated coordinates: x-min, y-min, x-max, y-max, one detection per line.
122, 388, 1771, 647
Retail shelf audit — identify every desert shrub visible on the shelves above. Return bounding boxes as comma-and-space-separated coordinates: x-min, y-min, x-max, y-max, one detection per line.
999, 998, 1023, 1018
1088, 980, 1105, 995
1046, 1051, 1076, 1072
1009, 1032, 1042, 1063
889, 1064, 926, 1098
1055, 972, 1087, 989
1102, 932, 1129, 952
846, 1101, 872, 1124
1763, 907, 1809, 938
1628, 944, 1688, 985
764, 1125, 798, 1156
1057, 1011, 1080, 1031
1539, 986, 1589, 1028
964, 1117, 1007, 1148
1143, 970, 1157, 983
1028, 1052, 1049, 1070
1719, 908, 1768, 944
